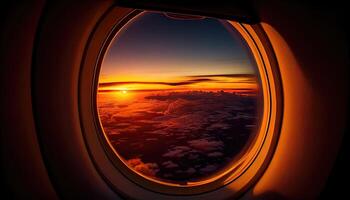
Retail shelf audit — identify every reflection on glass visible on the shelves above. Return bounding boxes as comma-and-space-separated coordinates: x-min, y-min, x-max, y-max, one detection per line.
97, 12, 262, 184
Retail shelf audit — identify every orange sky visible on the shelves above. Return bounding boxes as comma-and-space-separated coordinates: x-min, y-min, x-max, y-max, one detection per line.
98, 12, 259, 93
98, 74, 258, 92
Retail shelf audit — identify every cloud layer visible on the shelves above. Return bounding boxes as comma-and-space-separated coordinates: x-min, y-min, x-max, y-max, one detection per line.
99, 74, 257, 91
98, 89, 260, 182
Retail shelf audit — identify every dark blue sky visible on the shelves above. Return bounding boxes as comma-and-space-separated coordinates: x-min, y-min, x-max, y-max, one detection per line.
100, 12, 257, 83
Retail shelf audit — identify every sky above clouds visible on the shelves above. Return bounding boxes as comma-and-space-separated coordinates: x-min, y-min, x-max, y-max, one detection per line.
99, 11, 258, 91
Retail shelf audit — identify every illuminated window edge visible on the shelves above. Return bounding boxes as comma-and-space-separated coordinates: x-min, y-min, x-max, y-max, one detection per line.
78, 7, 283, 198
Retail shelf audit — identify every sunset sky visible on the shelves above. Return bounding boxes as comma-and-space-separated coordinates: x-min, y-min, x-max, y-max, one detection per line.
99, 12, 258, 92
97, 12, 261, 182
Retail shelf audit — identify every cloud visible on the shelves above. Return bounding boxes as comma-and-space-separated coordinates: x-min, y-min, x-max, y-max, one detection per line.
162, 146, 191, 158
127, 158, 159, 177
98, 73, 258, 91
106, 128, 120, 136
162, 161, 179, 169
188, 138, 224, 152
200, 164, 218, 173
162, 149, 185, 158
99, 78, 214, 88
163, 99, 194, 115
97, 89, 258, 181
187, 74, 257, 84
208, 152, 224, 157
185, 168, 196, 174
186, 74, 256, 78
187, 153, 199, 160
206, 123, 231, 131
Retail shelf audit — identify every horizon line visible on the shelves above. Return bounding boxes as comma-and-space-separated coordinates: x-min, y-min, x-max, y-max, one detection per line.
98, 88, 257, 93
99, 73, 257, 88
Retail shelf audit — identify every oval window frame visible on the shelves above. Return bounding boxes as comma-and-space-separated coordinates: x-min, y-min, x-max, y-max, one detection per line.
79, 7, 282, 199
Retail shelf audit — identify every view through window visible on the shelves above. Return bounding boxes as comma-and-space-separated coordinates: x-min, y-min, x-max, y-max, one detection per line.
97, 12, 263, 184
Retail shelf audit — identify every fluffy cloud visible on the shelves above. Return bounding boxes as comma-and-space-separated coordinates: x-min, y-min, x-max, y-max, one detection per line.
127, 158, 159, 177
200, 164, 218, 173
162, 146, 191, 158
188, 138, 224, 152
98, 90, 258, 182
162, 160, 179, 169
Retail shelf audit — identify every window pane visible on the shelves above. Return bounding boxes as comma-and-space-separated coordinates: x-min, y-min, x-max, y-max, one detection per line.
97, 12, 263, 184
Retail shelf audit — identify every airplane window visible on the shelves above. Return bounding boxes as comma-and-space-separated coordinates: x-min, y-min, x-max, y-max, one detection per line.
96, 11, 263, 186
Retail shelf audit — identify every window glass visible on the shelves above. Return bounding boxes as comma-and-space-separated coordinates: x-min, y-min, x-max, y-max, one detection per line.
97, 12, 262, 184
